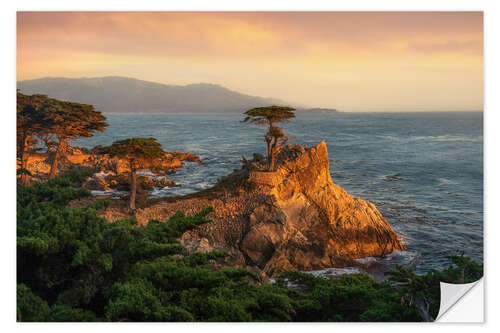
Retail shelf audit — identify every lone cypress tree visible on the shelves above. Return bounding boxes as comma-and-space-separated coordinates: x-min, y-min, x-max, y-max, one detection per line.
95, 138, 169, 210
243, 106, 295, 171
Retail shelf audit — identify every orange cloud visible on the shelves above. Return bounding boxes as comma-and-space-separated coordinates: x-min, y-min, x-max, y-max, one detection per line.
17, 12, 483, 111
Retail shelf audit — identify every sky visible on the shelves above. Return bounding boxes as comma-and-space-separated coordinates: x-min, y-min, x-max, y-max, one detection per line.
17, 11, 483, 112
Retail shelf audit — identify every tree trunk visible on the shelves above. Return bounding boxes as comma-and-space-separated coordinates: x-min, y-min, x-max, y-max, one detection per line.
267, 121, 275, 171
265, 135, 272, 170
269, 135, 279, 171
20, 136, 30, 186
49, 139, 65, 179
269, 143, 277, 171
414, 296, 434, 322
128, 169, 137, 211
269, 154, 276, 171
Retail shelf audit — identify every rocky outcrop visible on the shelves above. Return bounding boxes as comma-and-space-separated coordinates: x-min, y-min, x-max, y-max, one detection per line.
237, 142, 405, 276
22, 146, 202, 185
117, 141, 404, 278
82, 171, 180, 192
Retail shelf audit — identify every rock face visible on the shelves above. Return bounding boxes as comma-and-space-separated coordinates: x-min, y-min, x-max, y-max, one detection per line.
129, 141, 404, 278
236, 142, 405, 276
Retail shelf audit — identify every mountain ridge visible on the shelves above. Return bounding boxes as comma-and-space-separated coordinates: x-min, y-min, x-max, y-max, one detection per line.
17, 76, 288, 114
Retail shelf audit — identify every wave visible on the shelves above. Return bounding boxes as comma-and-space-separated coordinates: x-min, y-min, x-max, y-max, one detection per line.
437, 178, 458, 186
90, 189, 128, 197
378, 134, 482, 144
196, 182, 214, 190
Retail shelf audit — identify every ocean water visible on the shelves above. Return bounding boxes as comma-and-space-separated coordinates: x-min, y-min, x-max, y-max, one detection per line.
75, 111, 483, 274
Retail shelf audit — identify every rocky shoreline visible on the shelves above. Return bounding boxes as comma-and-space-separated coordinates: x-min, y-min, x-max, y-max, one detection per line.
23, 145, 203, 192
23, 141, 405, 279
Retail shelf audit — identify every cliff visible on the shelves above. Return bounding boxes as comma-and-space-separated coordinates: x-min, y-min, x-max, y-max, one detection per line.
105, 141, 404, 278
241, 142, 404, 275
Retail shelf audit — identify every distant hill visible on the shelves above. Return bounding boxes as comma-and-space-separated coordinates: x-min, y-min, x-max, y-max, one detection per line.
17, 76, 285, 114
297, 108, 339, 113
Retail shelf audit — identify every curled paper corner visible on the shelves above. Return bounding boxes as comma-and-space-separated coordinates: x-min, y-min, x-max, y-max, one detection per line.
436, 278, 484, 322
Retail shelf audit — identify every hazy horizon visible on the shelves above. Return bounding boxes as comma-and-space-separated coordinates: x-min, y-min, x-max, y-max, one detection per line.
17, 75, 483, 113
17, 12, 483, 112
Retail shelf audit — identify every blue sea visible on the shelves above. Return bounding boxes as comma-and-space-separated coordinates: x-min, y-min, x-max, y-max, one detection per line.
75, 111, 483, 273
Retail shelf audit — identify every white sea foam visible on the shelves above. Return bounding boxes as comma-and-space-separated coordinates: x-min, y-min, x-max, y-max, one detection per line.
437, 178, 458, 186
411, 135, 482, 143
196, 182, 214, 190
94, 171, 113, 178
307, 267, 363, 278
90, 190, 128, 197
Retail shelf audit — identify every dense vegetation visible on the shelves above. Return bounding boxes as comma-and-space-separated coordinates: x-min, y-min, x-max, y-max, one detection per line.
17, 172, 483, 322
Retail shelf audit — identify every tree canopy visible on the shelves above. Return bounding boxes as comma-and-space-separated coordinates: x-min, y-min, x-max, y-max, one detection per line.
39, 97, 108, 140
95, 138, 167, 170
243, 106, 296, 125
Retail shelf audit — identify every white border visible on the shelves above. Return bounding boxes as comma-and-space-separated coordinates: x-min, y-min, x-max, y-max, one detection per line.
2, 0, 498, 331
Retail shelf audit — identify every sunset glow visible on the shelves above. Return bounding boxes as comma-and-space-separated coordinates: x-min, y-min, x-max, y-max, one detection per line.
17, 11, 483, 111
